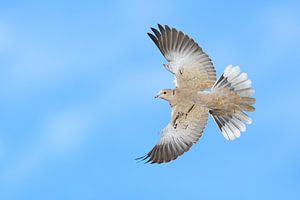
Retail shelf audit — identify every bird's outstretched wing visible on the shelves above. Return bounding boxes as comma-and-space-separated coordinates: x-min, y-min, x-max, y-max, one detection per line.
148, 24, 216, 90
137, 104, 209, 164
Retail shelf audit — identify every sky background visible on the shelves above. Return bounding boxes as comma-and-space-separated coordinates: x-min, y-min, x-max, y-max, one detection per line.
0, 0, 299, 199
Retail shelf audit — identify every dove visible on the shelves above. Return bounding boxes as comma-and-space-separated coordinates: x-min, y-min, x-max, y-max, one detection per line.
137, 24, 256, 164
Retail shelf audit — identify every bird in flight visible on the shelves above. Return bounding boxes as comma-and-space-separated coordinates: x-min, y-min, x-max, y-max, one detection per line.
137, 24, 256, 164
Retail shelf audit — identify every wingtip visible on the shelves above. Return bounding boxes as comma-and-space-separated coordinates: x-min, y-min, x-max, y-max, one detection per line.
135, 155, 144, 160
157, 23, 164, 31
135, 155, 150, 164
147, 32, 153, 37
145, 158, 152, 164
165, 24, 170, 29
150, 27, 156, 32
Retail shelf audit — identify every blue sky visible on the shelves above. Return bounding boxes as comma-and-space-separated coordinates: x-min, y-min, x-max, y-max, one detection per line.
0, 0, 299, 199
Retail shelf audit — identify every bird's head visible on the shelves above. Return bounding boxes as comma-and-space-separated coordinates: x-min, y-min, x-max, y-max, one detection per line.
155, 89, 174, 101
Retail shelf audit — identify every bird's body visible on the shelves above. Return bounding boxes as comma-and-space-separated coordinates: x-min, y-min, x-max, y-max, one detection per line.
138, 24, 256, 164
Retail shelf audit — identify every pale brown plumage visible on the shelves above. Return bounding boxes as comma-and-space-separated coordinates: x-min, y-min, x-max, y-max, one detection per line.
137, 24, 256, 164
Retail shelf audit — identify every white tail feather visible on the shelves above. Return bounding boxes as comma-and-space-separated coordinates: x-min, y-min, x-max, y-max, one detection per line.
211, 65, 255, 140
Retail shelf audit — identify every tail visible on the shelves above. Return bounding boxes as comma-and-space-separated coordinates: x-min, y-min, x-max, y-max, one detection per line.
210, 65, 256, 140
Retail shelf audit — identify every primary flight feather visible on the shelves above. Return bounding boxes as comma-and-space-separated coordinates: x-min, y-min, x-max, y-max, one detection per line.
137, 24, 256, 164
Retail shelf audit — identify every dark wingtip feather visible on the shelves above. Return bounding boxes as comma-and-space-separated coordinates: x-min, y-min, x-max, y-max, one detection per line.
150, 27, 157, 33
135, 155, 145, 161
135, 155, 146, 160
145, 157, 152, 164
158, 24, 165, 32
134, 156, 145, 160
147, 32, 159, 47
147, 32, 156, 40
151, 28, 161, 38
135, 154, 151, 164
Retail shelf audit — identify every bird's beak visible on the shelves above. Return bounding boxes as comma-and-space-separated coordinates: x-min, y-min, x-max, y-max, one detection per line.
154, 92, 161, 98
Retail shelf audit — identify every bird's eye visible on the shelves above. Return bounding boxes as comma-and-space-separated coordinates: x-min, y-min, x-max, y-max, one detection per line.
163, 92, 167, 94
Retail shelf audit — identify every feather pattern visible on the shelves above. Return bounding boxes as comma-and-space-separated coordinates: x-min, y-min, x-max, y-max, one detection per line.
210, 65, 255, 140
137, 104, 209, 164
148, 24, 216, 90
138, 25, 256, 164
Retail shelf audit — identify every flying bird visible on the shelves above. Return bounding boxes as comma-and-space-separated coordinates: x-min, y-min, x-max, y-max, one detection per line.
137, 24, 256, 164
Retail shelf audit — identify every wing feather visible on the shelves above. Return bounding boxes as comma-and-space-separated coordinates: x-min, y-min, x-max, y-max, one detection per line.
137, 104, 209, 164
148, 24, 216, 90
